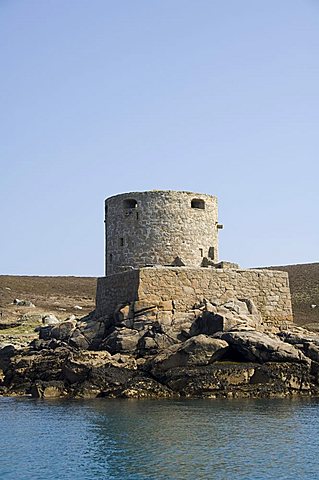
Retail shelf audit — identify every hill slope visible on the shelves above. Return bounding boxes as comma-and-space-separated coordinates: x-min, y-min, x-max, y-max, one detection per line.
0, 275, 96, 315
267, 263, 319, 326
0, 276, 96, 346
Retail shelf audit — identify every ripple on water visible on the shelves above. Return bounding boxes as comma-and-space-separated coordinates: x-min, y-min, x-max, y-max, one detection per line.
1, 397, 319, 480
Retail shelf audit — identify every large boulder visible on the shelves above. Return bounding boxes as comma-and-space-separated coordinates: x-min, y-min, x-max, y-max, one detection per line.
50, 320, 77, 341
3, 346, 73, 395
38, 325, 53, 340
30, 381, 66, 398
73, 318, 106, 349
69, 329, 90, 350
42, 315, 60, 326
0, 345, 18, 370
217, 331, 309, 364
151, 335, 229, 372
137, 331, 176, 356
191, 311, 256, 336
101, 328, 142, 354
278, 329, 319, 348
303, 343, 319, 363
277, 328, 319, 364
190, 298, 261, 336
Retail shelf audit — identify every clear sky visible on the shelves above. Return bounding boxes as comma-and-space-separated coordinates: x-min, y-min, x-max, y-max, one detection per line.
1, 0, 318, 276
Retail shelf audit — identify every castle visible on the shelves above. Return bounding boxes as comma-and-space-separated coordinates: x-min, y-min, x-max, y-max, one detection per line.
96, 190, 293, 325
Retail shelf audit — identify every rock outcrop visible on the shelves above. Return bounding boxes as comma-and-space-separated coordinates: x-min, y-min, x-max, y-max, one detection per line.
1, 297, 319, 399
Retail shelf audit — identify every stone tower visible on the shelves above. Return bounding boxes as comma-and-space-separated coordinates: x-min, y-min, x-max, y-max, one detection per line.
97, 190, 293, 324
105, 190, 221, 276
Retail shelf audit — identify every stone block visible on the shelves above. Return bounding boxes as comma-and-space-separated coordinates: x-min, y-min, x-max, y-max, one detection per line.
156, 311, 173, 326
158, 300, 173, 311
133, 300, 158, 314
115, 304, 132, 321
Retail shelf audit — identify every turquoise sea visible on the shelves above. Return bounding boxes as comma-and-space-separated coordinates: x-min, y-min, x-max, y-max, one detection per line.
0, 397, 318, 479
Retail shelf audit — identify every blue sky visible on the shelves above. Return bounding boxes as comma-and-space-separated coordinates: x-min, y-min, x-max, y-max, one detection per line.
1, 0, 318, 276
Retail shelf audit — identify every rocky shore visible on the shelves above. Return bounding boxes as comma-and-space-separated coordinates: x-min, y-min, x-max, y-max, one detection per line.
1, 297, 319, 399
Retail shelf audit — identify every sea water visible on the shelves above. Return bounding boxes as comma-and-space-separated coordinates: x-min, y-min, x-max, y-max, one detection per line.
0, 397, 318, 479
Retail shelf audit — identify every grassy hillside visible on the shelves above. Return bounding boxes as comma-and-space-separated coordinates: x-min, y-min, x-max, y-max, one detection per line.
0, 275, 96, 314
0, 276, 96, 345
267, 263, 319, 326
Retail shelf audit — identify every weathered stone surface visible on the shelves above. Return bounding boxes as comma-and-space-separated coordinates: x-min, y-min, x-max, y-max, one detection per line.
114, 304, 132, 322
2, 332, 319, 399
101, 328, 142, 354
3, 346, 72, 395
0, 345, 18, 371
13, 299, 35, 308
42, 315, 59, 326
223, 299, 250, 315
75, 319, 105, 349
151, 335, 229, 372
151, 362, 313, 398
51, 320, 77, 341
96, 267, 293, 324
302, 343, 319, 363
137, 331, 176, 356
30, 381, 66, 398
105, 191, 219, 276
133, 300, 158, 315
120, 376, 174, 399
190, 300, 260, 336
178, 335, 229, 364
69, 330, 90, 350
278, 329, 319, 348
38, 325, 53, 340
158, 300, 174, 311
202, 301, 218, 314
218, 331, 309, 364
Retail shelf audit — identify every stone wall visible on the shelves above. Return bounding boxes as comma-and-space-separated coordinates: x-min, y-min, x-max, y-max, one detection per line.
105, 191, 220, 275
96, 267, 293, 323
96, 270, 140, 317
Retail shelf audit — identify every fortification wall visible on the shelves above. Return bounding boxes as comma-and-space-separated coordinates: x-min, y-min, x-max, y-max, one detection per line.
96, 267, 293, 323
96, 269, 140, 317
105, 191, 219, 275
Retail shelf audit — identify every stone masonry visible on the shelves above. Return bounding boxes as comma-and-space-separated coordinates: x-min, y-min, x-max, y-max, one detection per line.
105, 191, 220, 275
96, 267, 293, 323
97, 190, 293, 325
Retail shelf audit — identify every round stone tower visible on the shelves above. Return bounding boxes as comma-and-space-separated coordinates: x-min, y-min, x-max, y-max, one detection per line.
105, 190, 221, 275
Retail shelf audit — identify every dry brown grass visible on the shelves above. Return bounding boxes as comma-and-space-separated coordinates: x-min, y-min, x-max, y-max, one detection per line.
0, 276, 96, 345
267, 263, 319, 326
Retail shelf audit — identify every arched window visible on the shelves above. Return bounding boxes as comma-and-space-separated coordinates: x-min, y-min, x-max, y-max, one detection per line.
124, 199, 137, 209
191, 198, 205, 209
